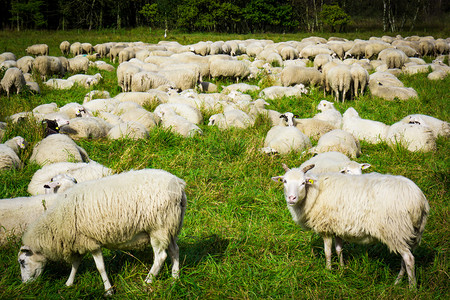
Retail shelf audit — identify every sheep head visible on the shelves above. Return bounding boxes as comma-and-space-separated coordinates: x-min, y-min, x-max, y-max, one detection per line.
18, 246, 47, 283
272, 164, 315, 206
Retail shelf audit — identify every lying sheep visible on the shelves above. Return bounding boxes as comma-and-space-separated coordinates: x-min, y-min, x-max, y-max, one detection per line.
0, 136, 27, 170
119, 107, 157, 131
59, 117, 112, 140
369, 80, 418, 101
342, 107, 390, 144
18, 168, 187, 295
107, 121, 149, 140
299, 151, 370, 175
156, 107, 203, 137
310, 129, 361, 158
1, 67, 26, 97
261, 126, 312, 155
30, 134, 90, 166
26, 44, 49, 56
294, 118, 337, 140
154, 103, 202, 125
272, 164, 429, 289
313, 100, 343, 128
67, 73, 102, 88
259, 85, 308, 100
385, 122, 437, 152
44, 78, 75, 90
400, 114, 450, 138
28, 161, 113, 195
208, 109, 255, 130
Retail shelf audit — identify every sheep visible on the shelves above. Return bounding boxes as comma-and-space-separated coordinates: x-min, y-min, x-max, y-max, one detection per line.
67, 73, 102, 88
209, 59, 250, 82
26, 44, 49, 56
0, 60, 17, 69
158, 68, 200, 91
259, 85, 308, 100
107, 121, 149, 140
32, 56, 65, 80
16, 56, 35, 73
118, 48, 136, 64
342, 107, 390, 143
44, 78, 75, 90
59, 117, 112, 140
344, 41, 368, 59
81, 42, 94, 55
310, 129, 362, 158
208, 109, 255, 130
0, 122, 6, 140
59, 41, 70, 55
293, 118, 337, 140
281, 66, 323, 87
313, 54, 332, 70
385, 121, 437, 152
369, 80, 418, 101
83, 90, 111, 103
154, 103, 202, 125
18, 168, 187, 295
221, 83, 260, 94
119, 108, 158, 131
29, 134, 90, 166
41, 118, 69, 137
59, 102, 91, 119
261, 126, 312, 154
130, 71, 175, 92
156, 107, 203, 137
0, 67, 26, 97
299, 45, 333, 60
434, 39, 449, 55
313, 100, 343, 128
378, 48, 408, 69
0, 52, 16, 62
299, 151, 371, 175
28, 161, 113, 195
67, 56, 91, 73
271, 164, 429, 289
0, 136, 27, 170
400, 114, 450, 138
326, 64, 352, 103
82, 98, 120, 114
114, 91, 165, 107
364, 41, 390, 59
69, 42, 83, 56
350, 63, 369, 98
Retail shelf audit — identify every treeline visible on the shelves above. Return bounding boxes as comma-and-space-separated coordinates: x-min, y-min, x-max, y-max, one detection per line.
1, 0, 448, 33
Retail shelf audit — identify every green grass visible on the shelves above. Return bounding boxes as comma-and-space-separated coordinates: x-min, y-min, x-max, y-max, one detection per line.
0, 30, 449, 299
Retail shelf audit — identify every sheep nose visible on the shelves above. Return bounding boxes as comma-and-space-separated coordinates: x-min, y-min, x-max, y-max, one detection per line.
288, 195, 297, 202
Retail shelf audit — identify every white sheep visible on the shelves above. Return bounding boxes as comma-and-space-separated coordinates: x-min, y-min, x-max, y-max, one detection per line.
26, 44, 49, 56
130, 71, 175, 92
310, 129, 361, 158
32, 103, 58, 115
342, 107, 390, 143
18, 168, 187, 295
70, 42, 83, 56
44, 78, 75, 90
378, 48, 408, 69
119, 107, 158, 131
0, 136, 27, 170
299, 151, 370, 175
259, 85, 308, 100
107, 121, 149, 140
158, 68, 200, 91
385, 121, 437, 152
280, 66, 323, 87
326, 64, 352, 102
369, 80, 418, 101
28, 161, 113, 195
272, 165, 429, 289
294, 118, 337, 140
209, 59, 250, 82
29, 134, 90, 166
59, 41, 70, 55
1, 67, 26, 97
156, 107, 203, 137
400, 114, 450, 138
16, 56, 35, 73
154, 103, 202, 125
313, 100, 343, 128
67, 73, 102, 88
32, 56, 65, 80
350, 63, 369, 98
261, 125, 312, 154
59, 102, 91, 119
208, 109, 254, 130
59, 117, 112, 140
67, 56, 91, 73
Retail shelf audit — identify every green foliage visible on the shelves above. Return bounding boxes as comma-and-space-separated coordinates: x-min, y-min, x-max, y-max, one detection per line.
319, 4, 352, 32
9, 0, 46, 29
139, 3, 158, 27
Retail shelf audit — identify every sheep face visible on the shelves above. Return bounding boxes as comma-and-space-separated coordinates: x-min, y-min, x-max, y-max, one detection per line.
18, 246, 47, 283
44, 174, 77, 194
317, 100, 334, 111
340, 162, 371, 175
272, 164, 315, 206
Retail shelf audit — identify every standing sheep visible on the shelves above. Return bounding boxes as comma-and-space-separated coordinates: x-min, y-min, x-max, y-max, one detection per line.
1, 67, 26, 97
26, 44, 49, 56
280, 66, 323, 87
350, 64, 369, 98
18, 169, 187, 295
272, 164, 429, 289
59, 41, 71, 55
326, 64, 352, 103
209, 59, 250, 82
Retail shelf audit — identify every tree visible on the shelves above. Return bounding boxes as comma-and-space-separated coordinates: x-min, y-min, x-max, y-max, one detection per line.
139, 3, 158, 27
9, 0, 46, 30
319, 3, 351, 32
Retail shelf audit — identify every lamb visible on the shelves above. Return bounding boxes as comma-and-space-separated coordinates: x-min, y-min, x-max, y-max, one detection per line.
209, 59, 250, 82
0, 67, 26, 97
326, 64, 352, 102
400, 114, 450, 138
59, 41, 70, 55
310, 129, 362, 158
28, 161, 113, 195
208, 109, 255, 130
29, 134, 90, 166
261, 126, 312, 155
26, 44, 49, 56
107, 121, 149, 140
280, 66, 323, 87
313, 100, 343, 128
272, 164, 429, 289
385, 121, 437, 152
0, 136, 27, 170
350, 63, 369, 98
18, 168, 187, 295
342, 107, 390, 143
156, 107, 203, 137
299, 151, 370, 175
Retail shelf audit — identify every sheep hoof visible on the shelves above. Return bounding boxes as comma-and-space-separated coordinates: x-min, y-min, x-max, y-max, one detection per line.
104, 288, 114, 297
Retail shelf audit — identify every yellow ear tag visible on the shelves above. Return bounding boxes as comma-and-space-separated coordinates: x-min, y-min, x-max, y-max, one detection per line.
308, 179, 314, 184
278, 178, 283, 183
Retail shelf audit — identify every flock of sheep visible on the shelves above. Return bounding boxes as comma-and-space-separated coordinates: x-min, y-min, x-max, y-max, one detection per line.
1, 34, 449, 295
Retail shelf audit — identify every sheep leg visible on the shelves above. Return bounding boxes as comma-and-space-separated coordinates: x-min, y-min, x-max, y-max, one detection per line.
323, 235, 333, 270
145, 238, 168, 284
65, 255, 82, 286
401, 250, 417, 289
335, 236, 344, 267
395, 258, 406, 285
168, 237, 180, 279
92, 249, 114, 295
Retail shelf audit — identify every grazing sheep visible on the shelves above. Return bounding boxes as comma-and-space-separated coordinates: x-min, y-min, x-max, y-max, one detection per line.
281, 66, 323, 87
158, 68, 200, 91
261, 126, 312, 154
208, 109, 255, 130
313, 100, 343, 128
107, 121, 149, 140
118, 48, 136, 64
209, 59, 250, 82
0, 52, 16, 62
81, 43, 94, 55
364, 41, 390, 59
18, 168, 187, 295
69, 42, 83, 56
344, 41, 368, 59
67, 56, 91, 74
400, 114, 450, 138
32, 56, 65, 80
378, 48, 408, 69
272, 164, 429, 289
299, 151, 370, 175
1, 67, 26, 97
313, 54, 332, 70
16, 56, 35, 73
28, 161, 113, 195
26, 44, 49, 56
385, 122, 437, 152
30, 134, 90, 166
350, 64, 369, 98
326, 64, 352, 103
310, 129, 361, 158
59, 41, 70, 55
0, 136, 27, 170
342, 107, 390, 143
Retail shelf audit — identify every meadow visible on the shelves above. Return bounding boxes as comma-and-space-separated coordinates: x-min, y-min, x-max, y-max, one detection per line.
0, 28, 449, 299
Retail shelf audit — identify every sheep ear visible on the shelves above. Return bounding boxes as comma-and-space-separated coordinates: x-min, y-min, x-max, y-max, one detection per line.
281, 163, 290, 172
305, 174, 317, 185
302, 164, 315, 173
360, 163, 371, 170
293, 114, 299, 118
271, 176, 284, 183
20, 246, 33, 254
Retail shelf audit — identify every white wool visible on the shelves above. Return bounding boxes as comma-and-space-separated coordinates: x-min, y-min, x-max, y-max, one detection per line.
385, 122, 437, 152
310, 129, 361, 158
299, 151, 370, 175
342, 107, 390, 143
208, 109, 255, 130
107, 121, 149, 140
0, 136, 27, 170
261, 125, 312, 154
313, 100, 343, 128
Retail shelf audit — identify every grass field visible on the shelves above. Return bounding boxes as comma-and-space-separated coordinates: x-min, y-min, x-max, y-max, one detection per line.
0, 29, 449, 299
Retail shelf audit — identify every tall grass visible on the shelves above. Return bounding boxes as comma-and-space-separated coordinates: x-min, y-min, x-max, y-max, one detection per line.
0, 30, 449, 299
